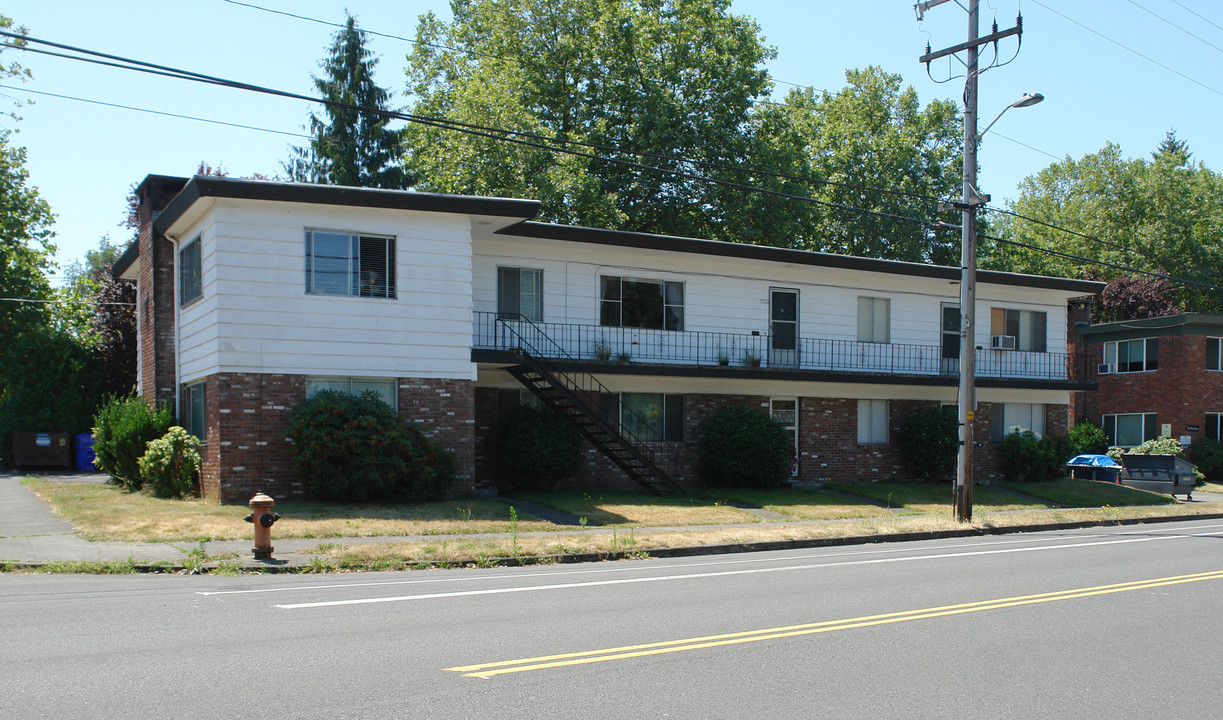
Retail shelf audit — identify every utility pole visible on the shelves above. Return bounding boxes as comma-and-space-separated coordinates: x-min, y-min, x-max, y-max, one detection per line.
917, 0, 1022, 522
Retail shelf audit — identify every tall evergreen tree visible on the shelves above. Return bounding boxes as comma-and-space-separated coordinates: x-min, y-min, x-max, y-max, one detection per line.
286, 14, 407, 189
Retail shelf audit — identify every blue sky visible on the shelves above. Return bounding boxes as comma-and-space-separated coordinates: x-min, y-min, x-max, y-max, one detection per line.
6, 1, 1221, 278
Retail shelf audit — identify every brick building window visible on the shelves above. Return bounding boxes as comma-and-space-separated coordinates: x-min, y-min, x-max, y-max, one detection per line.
600, 393, 683, 442
1207, 338, 1222, 371
770, 398, 799, 476
179, 237, 202, 306
497, 267, 543, 321
1206, 413, 1221, 441
600, 276, 683, 330
857, 297, 890, 343
182, 380, 206, 440
991, 403, 1045, 442
1102, 338, 1157, 373
305, 229, 395, 298
1103, 413, 1158, 447
305, 377, 397, 409
990, 308, 1046, 352
857, 400, 888, 445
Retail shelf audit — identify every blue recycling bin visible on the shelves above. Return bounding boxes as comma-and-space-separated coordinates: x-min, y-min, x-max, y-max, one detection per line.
75, 433, 97, 471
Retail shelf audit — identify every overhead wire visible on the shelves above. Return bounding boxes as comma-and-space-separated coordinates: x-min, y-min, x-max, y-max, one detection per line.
1124, 0, 1223, 56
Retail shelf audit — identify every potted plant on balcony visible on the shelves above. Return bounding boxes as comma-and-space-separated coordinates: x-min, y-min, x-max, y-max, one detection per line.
717, 347, 730, 366
744, 349, 761, 367
617, 351, 632, 363
594, 341, 612, 361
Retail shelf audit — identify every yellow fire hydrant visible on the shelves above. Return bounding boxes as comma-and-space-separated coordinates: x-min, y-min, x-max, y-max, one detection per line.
244, 492, 281, 560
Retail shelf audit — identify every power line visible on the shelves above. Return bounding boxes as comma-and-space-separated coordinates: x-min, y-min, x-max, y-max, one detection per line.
1031, 0, 1223, 97
1125, 0, 1223, 55
1167, 0, 1223, 35
0, 30, 958, 237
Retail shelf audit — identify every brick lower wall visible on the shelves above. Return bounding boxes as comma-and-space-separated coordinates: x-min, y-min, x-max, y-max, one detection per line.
196, 373, 476, 503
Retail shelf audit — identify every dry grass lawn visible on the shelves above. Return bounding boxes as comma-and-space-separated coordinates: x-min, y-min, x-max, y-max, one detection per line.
514, 490, 763, 526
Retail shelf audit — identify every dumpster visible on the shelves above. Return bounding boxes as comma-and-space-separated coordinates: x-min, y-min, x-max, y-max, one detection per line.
11, 432, 74, 469
1119, 454, 1197, 500
75, 433, 97, 472
1065, 454, 1122, 483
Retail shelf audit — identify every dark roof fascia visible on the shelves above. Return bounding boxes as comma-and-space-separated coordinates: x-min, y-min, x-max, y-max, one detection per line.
501, 221, 1105, 295
1076, 313, 1223, 343
152, 176, 542, 236
472, 350, 1091, 390
111, 239, 139, 279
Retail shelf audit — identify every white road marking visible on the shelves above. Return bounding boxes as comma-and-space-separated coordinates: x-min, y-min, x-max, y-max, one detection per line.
275, 529, 1223, 609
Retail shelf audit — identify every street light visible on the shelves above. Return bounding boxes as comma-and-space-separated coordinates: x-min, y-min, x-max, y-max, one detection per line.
954, 90, 1044, 523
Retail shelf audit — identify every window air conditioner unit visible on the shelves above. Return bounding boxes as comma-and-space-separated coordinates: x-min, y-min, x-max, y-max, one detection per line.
990, 335, 1017, 350
1098, 363, 1114, 374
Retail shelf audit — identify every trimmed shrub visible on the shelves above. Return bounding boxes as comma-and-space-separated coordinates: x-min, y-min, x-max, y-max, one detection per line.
897, 405, 958, 481
700, 405, 792, 488
1106, 435, 1185, 463
500, 404, 583, 492
91, 395, 173, 489
1000, 431, 1075, 482
1191, 438, 1223, 485
285, 390, 455, 503
1068, 421, 1109, 456
138, 426, 201, 499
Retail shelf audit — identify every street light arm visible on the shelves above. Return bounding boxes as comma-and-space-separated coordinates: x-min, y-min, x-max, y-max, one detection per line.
975, 92, 1043, 146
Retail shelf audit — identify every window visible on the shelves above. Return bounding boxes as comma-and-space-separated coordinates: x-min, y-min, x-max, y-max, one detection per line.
305, 229, 395, 298
600, 276, 683, 330
1206, 413, 1221, 441
770, 398, 799, 477
179, 237, 201, 306
182, 381, 206, 441
1102, 338, 1158, 373
991, 403, 1046, 443
990, 308, 1046, 352
601, 393, 684, 442
857, 297, 890, 343
1102, 413, 1158, 447
1207, 338, 1222, 371
857, 400, 888, 445
305, 377, 397, 409
497, 267, 543, 321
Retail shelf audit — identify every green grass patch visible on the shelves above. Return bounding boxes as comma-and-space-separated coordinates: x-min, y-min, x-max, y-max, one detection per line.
513, 490, 762, 526
698, 487, 895, 520
994, 479, 1178, 507
824, 482, 1053, 514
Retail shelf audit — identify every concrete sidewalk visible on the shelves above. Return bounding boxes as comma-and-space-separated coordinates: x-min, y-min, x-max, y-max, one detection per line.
5, 469, 1223, 571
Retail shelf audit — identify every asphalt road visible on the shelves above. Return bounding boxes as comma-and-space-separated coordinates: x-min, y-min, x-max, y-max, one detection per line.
3, 519, 1223, 719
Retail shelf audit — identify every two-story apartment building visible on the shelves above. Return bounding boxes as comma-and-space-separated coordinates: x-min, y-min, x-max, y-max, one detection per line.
1072, 313, 1223, 452
114, 175, 1100, 503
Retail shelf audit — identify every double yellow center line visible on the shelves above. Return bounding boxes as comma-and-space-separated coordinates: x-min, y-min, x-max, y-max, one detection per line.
447, 569, 1223, 678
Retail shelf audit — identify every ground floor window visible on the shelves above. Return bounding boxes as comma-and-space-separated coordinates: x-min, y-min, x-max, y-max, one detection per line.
182, 380, 206, 441
770, 398, 799, 476
857, 399, 888, 445
601, 393, 684, 442
991, 403, 1045, 443
305, 377, 397, 409
1206, 413, 1221, 441
1102, 412, 1158, 447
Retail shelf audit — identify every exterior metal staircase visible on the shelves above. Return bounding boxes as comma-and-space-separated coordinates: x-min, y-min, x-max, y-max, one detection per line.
495, 317, 685, 495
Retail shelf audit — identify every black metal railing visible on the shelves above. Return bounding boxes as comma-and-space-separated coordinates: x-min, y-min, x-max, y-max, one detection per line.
491, 315, 684, 492
474, 312, 1078, 382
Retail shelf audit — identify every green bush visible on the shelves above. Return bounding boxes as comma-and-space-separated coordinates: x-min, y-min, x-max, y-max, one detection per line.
285, 390, 455, 503
897, 405, 958, 481
1106, 435, 1185, 463
138, 426, 201, 499
500, 404, 583, 492
1191, 438, 1223, 485
1068, 421, 1109, 456
700, 405, 793, 488
1000, 431, 1075, 482
91, 395, 173, 489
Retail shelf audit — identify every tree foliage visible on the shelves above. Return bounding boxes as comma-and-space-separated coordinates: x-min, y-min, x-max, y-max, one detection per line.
1092, 275, 1179, 323
286, 14, 407, 189
987, 133, 1223, 312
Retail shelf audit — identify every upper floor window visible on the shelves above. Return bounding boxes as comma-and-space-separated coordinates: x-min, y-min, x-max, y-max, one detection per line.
179, 237, 202, 306
497, 267, 543, 322
1207, 338, 1222, 371
305, 376, 397, 410
1103, 412, 1158, 447
991, 403, 1045, 443
857, 297, 890, 343
600, 276, 683, 331
990, 308, 1046, 352
1102, 338, 1157, 373
305, 229, 395, 299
